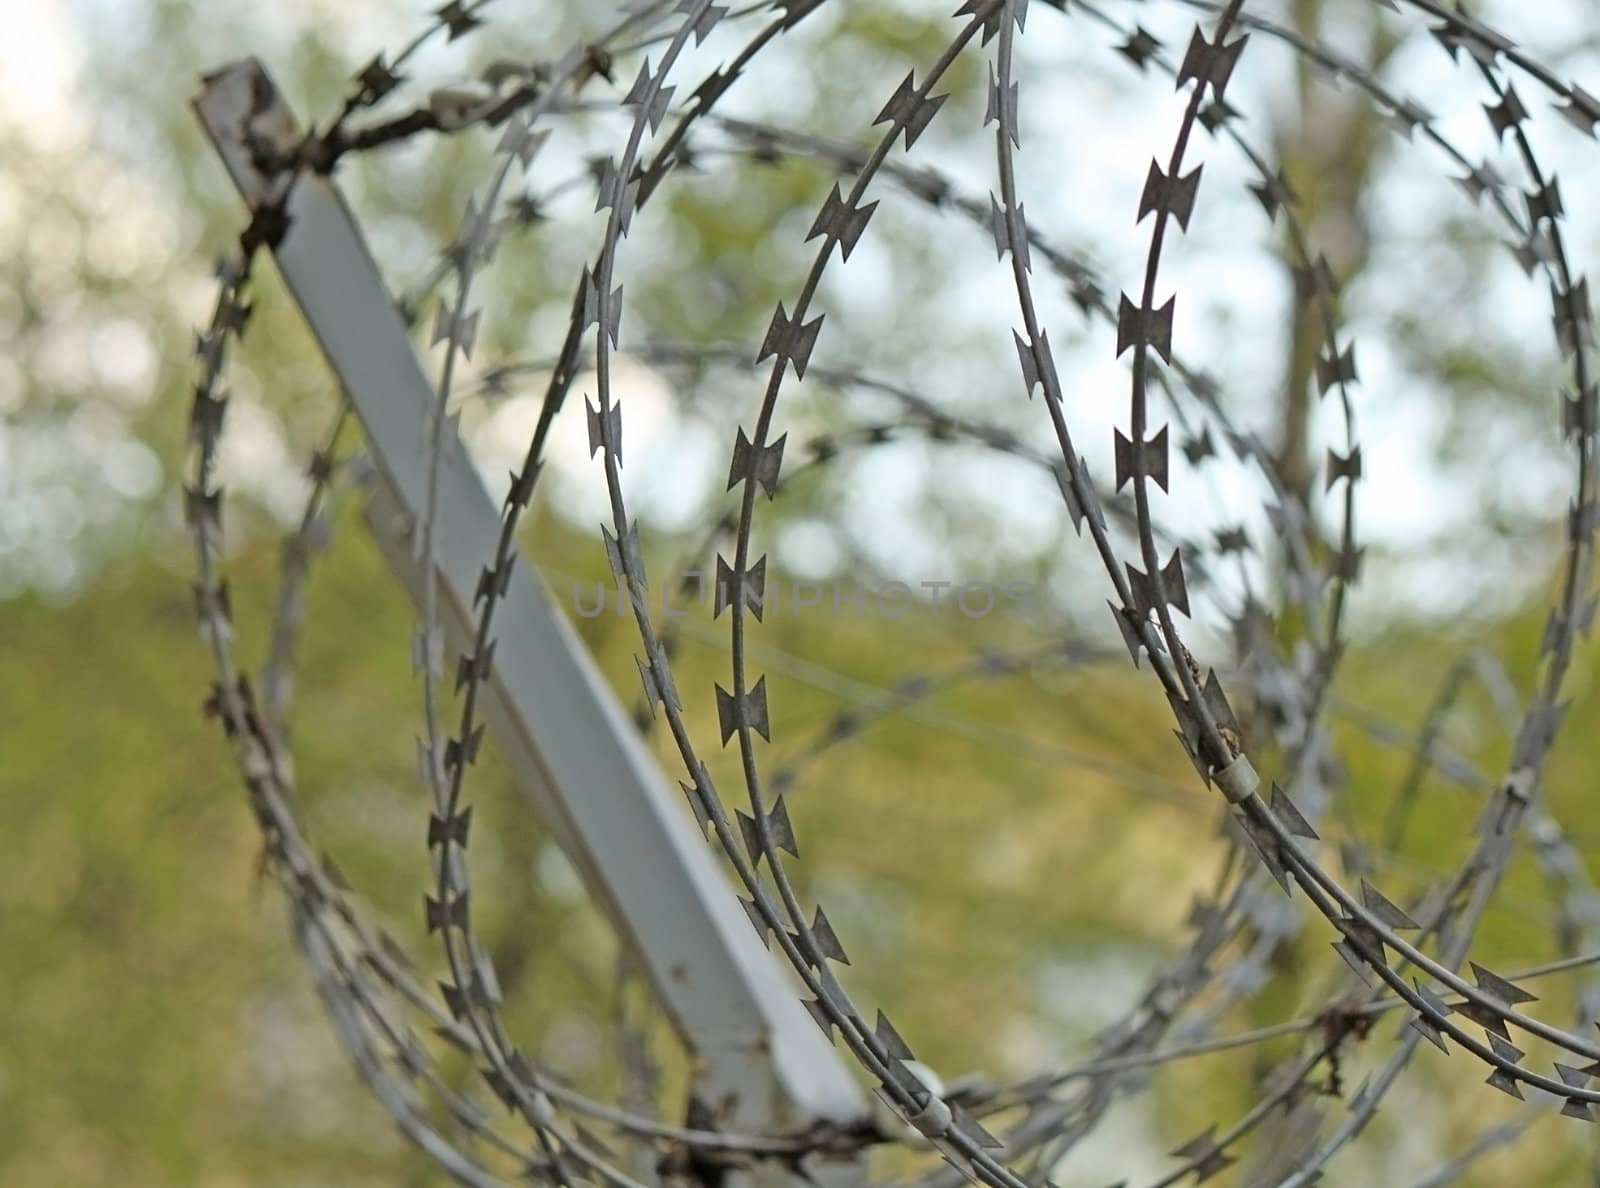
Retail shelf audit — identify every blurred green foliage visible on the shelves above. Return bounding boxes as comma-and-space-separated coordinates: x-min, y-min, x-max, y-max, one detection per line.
4, 500, 1600, 1184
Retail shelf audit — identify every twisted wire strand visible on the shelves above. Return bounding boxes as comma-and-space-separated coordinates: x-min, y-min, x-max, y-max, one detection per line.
185, 1, 1600, 1184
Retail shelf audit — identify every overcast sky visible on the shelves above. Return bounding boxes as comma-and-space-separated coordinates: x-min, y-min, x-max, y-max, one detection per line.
6, 0, 1600, 633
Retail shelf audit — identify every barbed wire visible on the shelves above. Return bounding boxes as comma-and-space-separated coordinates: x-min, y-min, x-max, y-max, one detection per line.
183, 0, 1600, 1184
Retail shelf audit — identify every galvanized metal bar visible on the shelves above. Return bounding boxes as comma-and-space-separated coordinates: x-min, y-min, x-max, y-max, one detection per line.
193, 58, 865, 1141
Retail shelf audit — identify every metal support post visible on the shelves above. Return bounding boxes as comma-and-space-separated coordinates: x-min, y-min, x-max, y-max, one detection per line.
194, 58, 866, 1157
